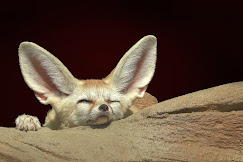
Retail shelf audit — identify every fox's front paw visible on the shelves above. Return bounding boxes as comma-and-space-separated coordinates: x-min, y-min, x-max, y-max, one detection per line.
15, 114, 41, 131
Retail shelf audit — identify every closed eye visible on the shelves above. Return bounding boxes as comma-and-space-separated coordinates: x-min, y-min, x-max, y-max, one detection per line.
108, 100, 120, 104
78, 99, 93, 104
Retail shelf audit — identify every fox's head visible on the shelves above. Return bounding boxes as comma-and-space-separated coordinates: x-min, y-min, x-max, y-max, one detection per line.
18, 35, 157, 128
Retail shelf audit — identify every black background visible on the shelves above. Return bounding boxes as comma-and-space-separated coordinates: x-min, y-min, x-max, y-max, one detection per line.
1, 1, 243, 127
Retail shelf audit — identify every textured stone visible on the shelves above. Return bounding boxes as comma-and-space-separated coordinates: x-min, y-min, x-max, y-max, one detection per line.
1, 82, 243, 161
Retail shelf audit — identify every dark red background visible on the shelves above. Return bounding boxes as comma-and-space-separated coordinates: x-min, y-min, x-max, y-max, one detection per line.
1, 1, 243, 127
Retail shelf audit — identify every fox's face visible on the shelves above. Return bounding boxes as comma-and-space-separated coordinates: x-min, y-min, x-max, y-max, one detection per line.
64, 80, 131, 126
18, 35, 157, 128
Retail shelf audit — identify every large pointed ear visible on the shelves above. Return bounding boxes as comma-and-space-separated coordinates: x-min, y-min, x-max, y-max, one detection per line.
19, 42, 78, 104
104, 35, 157, 101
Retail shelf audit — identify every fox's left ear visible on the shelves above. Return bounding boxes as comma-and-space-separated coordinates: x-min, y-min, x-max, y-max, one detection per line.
104, 35, 157, 101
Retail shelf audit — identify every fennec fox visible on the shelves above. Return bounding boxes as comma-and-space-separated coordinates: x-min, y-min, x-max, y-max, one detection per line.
15, 35, 157, 131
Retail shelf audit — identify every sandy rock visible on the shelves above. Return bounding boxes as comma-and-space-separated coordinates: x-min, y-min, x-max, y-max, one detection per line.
1, 82, 243, 161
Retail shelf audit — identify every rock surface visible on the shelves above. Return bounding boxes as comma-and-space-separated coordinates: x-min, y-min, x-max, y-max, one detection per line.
1, 82, 243, 161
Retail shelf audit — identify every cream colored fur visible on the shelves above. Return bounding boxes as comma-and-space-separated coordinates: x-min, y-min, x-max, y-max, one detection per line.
15, 35, 157, 131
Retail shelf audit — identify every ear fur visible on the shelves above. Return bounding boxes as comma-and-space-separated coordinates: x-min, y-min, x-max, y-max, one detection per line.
19, 42, 78, 104
104, 35, 157, 101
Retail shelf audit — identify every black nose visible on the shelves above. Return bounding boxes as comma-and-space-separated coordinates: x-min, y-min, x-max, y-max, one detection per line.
99, 104, 109, 112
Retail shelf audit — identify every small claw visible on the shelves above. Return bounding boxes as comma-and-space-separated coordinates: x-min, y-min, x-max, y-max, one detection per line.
25, 125, 28, 131
20, 125, 24, 130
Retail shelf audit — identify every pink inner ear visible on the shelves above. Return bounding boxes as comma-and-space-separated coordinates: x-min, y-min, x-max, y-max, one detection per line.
123, 51, 148, 95
31, 56, 59, 94
139, 87, 146, 95
36, 93, 48, 101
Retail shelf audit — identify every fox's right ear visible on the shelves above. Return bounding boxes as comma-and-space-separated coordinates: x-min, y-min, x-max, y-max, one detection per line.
19, 42, 78, 104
